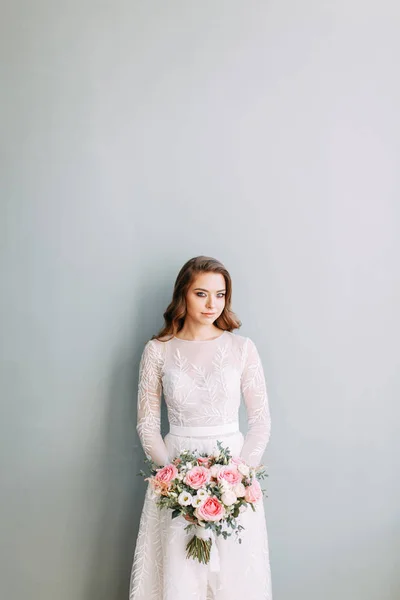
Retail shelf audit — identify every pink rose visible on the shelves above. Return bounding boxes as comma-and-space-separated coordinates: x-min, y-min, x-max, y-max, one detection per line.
154, 464, 178, 485
217, 465, 242, 486
197, 456, 211, 468
184, 466, 211, 490
195, 496, 225, 522
244, 479, 263, 503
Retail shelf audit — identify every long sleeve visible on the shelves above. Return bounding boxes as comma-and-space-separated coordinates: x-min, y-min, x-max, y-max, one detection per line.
136, 340, 170, 467
239, 337, 271, 467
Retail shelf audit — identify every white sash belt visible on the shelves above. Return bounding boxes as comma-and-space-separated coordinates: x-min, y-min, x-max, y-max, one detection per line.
169, 422, 239, 437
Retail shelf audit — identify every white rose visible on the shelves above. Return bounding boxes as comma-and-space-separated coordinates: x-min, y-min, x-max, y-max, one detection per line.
238, 463, 250, 477
178, 491, 193, 506
221, 490, 237, 506
234, 483, 246, 497
196, 488, 209, 499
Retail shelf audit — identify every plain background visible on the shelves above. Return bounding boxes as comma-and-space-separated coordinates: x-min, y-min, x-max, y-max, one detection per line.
1, 2, 399, 599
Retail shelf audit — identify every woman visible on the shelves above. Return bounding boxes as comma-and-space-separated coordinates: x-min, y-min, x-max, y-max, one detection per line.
129, 256, 272, 600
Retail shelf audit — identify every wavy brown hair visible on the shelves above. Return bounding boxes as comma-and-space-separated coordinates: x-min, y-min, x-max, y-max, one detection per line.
152, 256, 242, 342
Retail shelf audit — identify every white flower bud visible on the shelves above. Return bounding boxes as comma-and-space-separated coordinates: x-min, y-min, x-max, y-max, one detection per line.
238, 463, 250, 477
234, 483, 246, 498
221, 490, 237, 506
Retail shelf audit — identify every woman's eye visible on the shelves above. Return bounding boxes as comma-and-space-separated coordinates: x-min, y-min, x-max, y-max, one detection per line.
196, 292, 225, 298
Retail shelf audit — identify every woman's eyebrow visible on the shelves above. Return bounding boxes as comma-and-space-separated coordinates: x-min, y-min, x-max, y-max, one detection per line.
193, 288, 226, 292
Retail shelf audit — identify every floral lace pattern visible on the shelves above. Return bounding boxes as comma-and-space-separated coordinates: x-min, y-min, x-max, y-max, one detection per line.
136, 331, 271, 467
130, 331, 272, 599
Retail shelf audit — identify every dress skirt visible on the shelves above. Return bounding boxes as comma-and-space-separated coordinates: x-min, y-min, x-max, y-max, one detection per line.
129, 430, 272, 600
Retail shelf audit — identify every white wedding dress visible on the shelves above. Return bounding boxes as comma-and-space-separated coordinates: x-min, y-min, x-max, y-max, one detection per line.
129, 330, 272, 600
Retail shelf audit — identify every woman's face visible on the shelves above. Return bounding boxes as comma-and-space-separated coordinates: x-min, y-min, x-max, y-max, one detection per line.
185, 272, 226, 325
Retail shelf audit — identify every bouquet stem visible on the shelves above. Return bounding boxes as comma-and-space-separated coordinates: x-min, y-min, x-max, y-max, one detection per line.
186, 534, 212, 564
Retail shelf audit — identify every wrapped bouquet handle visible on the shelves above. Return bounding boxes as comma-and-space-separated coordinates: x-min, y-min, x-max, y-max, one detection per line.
186, 526, 220, 572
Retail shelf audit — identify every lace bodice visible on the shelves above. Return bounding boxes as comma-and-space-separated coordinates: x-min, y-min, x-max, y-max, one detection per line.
136, 330, 271, 467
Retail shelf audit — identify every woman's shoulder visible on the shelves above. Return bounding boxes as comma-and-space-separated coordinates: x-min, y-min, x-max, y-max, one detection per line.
227, 332, 260, 358
142, 335, 174, 357
226, 330, 251, 345
140, 337, 169, 366
145, 333, 174, 344
148, 336, 168, 343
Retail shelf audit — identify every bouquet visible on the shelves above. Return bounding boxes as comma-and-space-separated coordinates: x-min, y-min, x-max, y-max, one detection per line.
138, 441, 267, 565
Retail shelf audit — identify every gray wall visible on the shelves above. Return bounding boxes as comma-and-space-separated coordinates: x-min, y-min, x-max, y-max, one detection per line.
1, 2, 399, 599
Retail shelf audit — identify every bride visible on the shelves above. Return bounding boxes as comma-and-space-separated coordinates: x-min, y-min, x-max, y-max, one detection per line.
129, 255, 272, 599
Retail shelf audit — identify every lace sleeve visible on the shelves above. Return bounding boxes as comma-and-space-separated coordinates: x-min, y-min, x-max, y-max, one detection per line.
136, 340, 170, 467
239, 337, 271, 467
